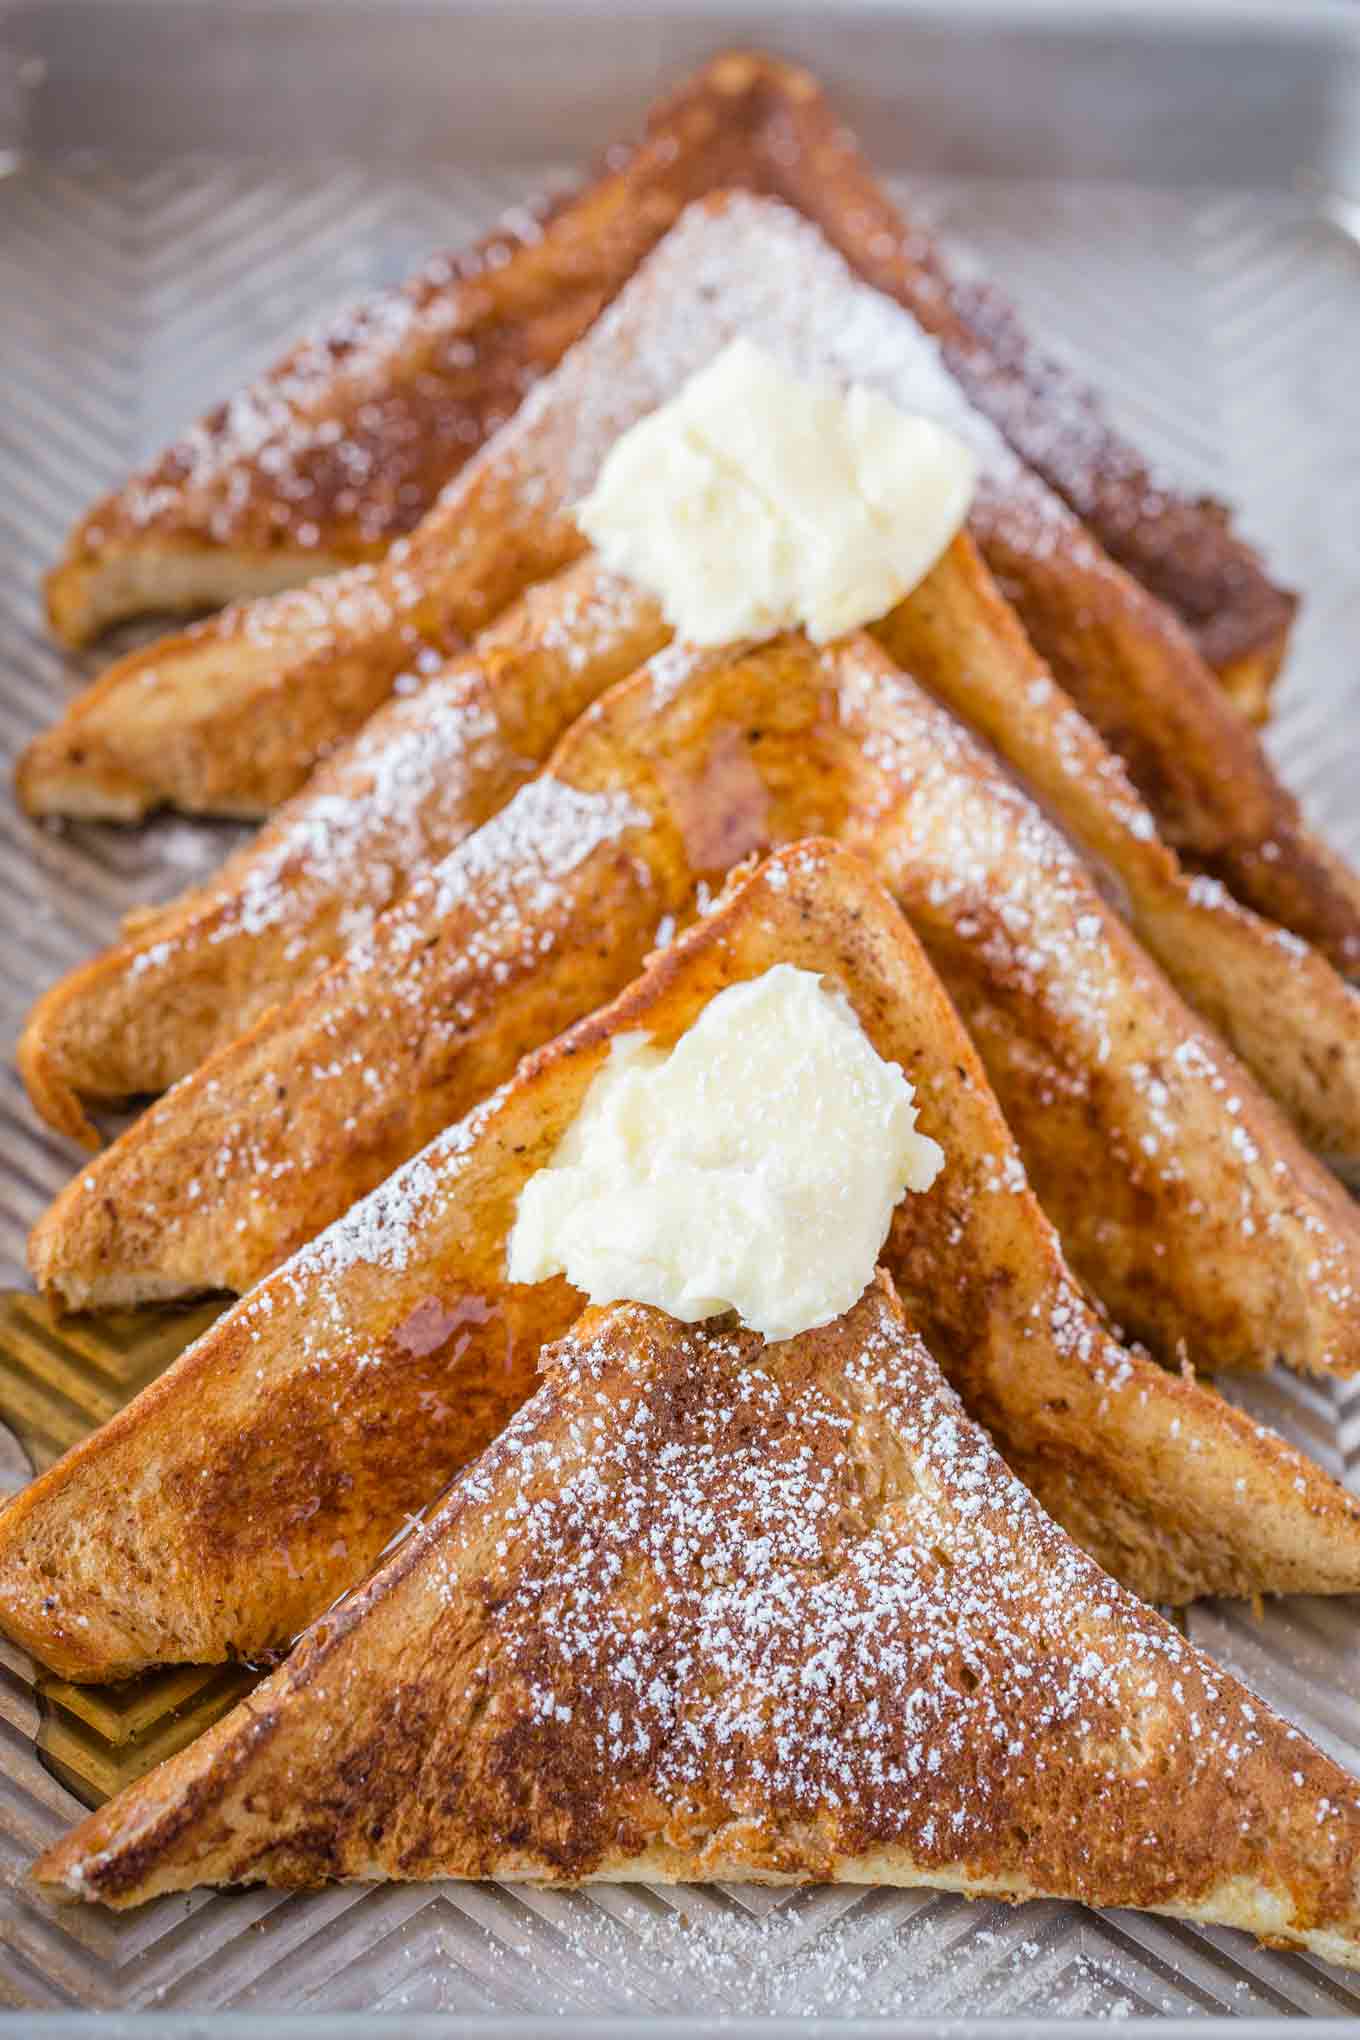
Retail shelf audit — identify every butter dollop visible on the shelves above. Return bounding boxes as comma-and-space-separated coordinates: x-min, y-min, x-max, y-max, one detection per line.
506, 964, 944, 1343
574, 336, 976, 646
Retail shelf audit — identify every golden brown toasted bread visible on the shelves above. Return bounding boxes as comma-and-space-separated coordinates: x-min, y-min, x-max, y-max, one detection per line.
46, 51, 1291, 724
31, 628, 1360, 1392
8, 846, 1360, 1687
22, 196, 1351, 981
18, 556, 666, 1146
873, 537, 1360, 1175
22, 536, 1358, 1174
29, 764, 673, 1310
33, 1277, 1360, 1974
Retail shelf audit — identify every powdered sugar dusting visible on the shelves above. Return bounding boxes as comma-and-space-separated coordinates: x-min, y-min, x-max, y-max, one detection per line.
817, 637, 1360, 1371
104, 193, 558, 549
283, 1083, 511, 1305
418, 1284, 1359, 1894
452, 1888, 1144, 2019
119, 562, 660, 1002
418, 775, 650, 930
506, 194, 1067, 564
219, 695, 503, 943
114, 773, 651, 1234
211, 1075, 521, 1378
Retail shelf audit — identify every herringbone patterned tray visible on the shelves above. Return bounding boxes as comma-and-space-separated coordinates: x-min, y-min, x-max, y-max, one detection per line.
0, 153, 1357, 2018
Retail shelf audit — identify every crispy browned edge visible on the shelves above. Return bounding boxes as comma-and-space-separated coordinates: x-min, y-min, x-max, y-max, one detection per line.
45, 50, 1292, 707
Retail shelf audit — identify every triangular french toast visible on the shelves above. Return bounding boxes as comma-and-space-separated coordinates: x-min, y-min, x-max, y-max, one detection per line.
873, 541, 1360, 1177
19, 554, 666, 1146
6, 846, 1360, 1687
30, 625, 1360, 1395
20, 536, 1360, 1172
46, 52, 1290, 732
21, 196, 1355, 979
33, 1275, 1360, 1976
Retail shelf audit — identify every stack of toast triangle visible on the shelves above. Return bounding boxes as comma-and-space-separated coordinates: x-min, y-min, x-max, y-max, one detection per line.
11, 51, 1359, 1958
27, 603, 1360, 1396
19, 556, 670, 1145
33, 1271, 1360, 1972
20, 194, 1358, 986
5, 847, 1360, 1695
20, 534, 1360, 1172
44, 52, 1292, 732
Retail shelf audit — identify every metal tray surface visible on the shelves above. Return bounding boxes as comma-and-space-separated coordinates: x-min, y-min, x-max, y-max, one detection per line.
0, 1, 1358, 2024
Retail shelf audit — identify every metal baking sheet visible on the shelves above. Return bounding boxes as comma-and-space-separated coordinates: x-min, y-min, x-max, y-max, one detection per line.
0, 0, 1358, 2024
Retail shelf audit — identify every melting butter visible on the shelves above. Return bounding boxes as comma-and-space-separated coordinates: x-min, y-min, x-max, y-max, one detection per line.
575, 336, 976, 647
507, 964, 943, 1343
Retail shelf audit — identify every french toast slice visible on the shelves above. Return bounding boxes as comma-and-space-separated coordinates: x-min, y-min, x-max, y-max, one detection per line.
46, 52, 1291, 727
18, 533, 1360, 1169
21, 197, 1354, 981
7, 846, 1360, 1688
30, 628, 1360, 1390
33, 1277, 1360, 1974
873, 537, 1360, 1176
18, 556, 666, 1145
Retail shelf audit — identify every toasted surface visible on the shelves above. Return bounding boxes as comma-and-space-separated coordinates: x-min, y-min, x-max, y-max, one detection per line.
18, 557, 666, 1144
33, 1277, 1360, 1976
32, 628, 1360, 1391
28, 767, 677, 1309
22, 533, 1360, 1172
47, 51, 1290, 710
20, 527, 539, 824
818, 636, 1360, 1379
8, 845, 1360, 1685
873, 535, 1360, 1173
24, 196, 1348, 985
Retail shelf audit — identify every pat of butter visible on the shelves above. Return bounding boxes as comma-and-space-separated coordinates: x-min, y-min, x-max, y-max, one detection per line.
575, 336, 976, 646
507, 964, 943, 1343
